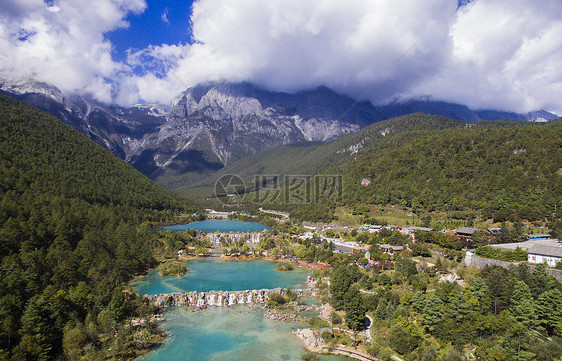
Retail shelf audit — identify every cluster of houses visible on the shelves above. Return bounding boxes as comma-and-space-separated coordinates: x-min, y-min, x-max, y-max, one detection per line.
199, 210, 561, 269
311, 234, 405, 260
301, 223, 560, 268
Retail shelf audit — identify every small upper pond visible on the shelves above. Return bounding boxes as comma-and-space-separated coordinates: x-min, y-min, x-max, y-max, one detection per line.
131, 259, 311, 295
162, 219, 271, 233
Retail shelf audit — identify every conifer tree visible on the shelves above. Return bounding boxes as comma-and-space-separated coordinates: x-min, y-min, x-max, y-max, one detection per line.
423, 292, 444, 334
535, 288, 562, 335
344, 286, 366, 330
510, 280, 537, 328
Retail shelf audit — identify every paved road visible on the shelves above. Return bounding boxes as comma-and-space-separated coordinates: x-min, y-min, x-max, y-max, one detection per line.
259, 207, 289, 218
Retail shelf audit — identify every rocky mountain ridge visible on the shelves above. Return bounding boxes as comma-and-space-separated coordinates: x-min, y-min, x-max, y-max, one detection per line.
159, 83, 374, 167
0, 78, 166, 161
1, 78, 558, 186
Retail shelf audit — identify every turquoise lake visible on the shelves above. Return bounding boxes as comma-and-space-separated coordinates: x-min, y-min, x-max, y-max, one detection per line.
136, 306, 350, 361
131, 259, 312, 295
162, 219, 271, 233
133, 260, 352, 361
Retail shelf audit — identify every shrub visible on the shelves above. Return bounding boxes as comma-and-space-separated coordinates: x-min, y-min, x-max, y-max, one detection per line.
308, 317, 329, 329
301, 351, 320, 361
159, 261, 188, 276
475, 246, 527, 262
276, 263, 295, 271
268, 292, 287, 306
330, 311, 342, 325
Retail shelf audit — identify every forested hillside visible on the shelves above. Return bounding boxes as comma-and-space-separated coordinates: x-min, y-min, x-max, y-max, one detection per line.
337, 120, 562, 222
202, 113, 560, 224
328, 259, 562, 360
0, 95, 199, 360
177, 113, 480, 197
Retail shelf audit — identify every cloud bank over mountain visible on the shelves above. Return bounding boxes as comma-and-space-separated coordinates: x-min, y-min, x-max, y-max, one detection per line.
1, 0, 561, 114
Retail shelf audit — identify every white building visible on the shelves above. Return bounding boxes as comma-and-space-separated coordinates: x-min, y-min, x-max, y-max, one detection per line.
527, 243, 562, 267
490, 238, 562, 267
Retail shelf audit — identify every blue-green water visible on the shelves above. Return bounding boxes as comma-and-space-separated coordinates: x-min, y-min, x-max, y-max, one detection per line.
136, 306, 350, 361
301, 297, 321, 306
163, 219, 271, 233
132, 259, 311, 295
133, 260, 352, 361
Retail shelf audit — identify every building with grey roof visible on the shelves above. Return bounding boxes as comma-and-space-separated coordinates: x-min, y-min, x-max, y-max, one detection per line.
527, 243, 562, 267
454, 227, 483, 244
407, 226, 434, 233
490, 239, 562, 267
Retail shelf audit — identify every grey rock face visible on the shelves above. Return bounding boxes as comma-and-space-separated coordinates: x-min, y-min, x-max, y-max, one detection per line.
2, 78, 558, 183
160, 83, 369, 167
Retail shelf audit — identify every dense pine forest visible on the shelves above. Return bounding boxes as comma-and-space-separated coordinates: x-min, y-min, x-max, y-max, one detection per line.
0, 95, 199, 360
175, 113, 477, 196
245, 117, 561, 223
338, 120, 561, 221
327, 258, 562, 361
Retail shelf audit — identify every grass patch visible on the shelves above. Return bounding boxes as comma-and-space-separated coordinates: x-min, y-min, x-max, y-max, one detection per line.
335, 207, 364, 226
364, 205, 416, 226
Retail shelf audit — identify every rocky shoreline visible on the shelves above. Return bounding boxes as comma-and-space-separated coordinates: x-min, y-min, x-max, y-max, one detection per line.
293, 328, 329, 353
293, 328, 379, 361
265, 308, 306, 323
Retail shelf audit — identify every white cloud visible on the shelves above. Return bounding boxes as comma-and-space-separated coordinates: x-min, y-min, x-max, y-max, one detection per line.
0, 0, 146, 103
153, 0, 457, 106
1, 0, 561, 114
0, 0, 45, 18
410, 0, 562, 113
161, 8, 170, 24
136, 0, 562, 113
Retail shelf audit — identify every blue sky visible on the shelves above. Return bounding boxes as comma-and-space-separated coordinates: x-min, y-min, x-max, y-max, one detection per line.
107, 0, 195, 62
